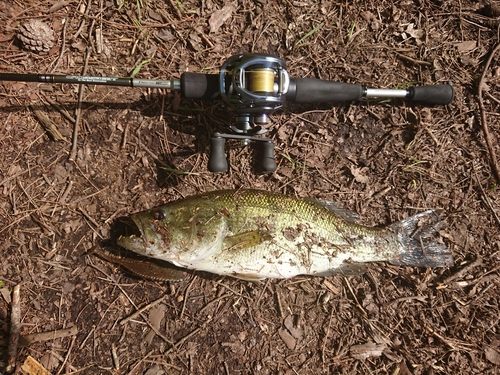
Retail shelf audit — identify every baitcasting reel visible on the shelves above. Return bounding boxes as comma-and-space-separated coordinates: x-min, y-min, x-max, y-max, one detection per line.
212, 54, 289, 173
0, 53, 455, 174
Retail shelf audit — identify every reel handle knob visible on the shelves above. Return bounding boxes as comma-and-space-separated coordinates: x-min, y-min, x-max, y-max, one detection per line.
208, 136, 228, 173
256, 141, 277, 174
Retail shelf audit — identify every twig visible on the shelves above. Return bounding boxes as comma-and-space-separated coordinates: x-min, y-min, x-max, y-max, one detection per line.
321, 307, 334, 363
55, 335, 76, 375
442, 257, 483, 285
120, 294, 169, 325
473, 165, 500, 226
425, 325, 473, 350
477, 42, 500, 182
50, 17, 68, 73
164, 320, 211, 355
180, 276, 196, 319
394, 52, 432, 66
111, 343, 120, 372
6, 284, 21, 373
59, 179, 74, 204
343, 277, 367, 316
18, 326, 78, 347
69, 25, 94, 161
92, 266, 173, 345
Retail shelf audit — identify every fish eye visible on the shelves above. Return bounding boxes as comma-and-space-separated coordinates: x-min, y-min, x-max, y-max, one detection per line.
153, 211, 165, 221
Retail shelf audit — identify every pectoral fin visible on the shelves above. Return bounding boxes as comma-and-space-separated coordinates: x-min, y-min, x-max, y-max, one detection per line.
223, 230, 272, 251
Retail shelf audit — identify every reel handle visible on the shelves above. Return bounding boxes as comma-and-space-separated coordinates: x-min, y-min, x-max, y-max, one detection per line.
208, 136, 228, 173
255, 141, 277, 174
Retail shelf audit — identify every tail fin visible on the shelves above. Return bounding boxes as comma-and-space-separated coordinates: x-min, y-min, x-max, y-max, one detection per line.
390, 210, 454, 267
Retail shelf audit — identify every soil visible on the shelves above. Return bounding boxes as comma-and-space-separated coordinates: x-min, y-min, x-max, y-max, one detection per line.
1, 0, 500, 374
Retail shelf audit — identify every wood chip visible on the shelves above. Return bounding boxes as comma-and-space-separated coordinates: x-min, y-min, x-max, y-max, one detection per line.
21, 355, 52, 375
278, 328, 296, 350
350, 342, 387, 360
29, 103, 67, 142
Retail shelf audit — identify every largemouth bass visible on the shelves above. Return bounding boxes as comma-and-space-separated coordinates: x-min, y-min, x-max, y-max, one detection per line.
115, 189, 453, 280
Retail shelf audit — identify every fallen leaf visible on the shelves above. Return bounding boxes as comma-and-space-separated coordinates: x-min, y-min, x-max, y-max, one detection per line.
278, 328, 296, 350
148, 9, 164, 23
405, 23, 424, 40
350, 166, 370, 184
144, 365, 165, 375
485, 347, 500, 365
209, 4, 235, 33
283, 315, 303, 340
454, 40, 477, 52
0, 287, 11, 303
48, 0, 67, 13
149, 305, 165, 330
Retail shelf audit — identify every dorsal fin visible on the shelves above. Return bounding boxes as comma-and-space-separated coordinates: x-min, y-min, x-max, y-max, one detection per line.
307, 198, 360, 223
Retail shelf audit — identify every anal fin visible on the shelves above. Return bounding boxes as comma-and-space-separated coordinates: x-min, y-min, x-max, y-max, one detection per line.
313, 263, 369, 277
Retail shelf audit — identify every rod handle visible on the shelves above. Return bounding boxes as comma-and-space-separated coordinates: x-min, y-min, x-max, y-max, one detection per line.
208, 136, 228, 173
180, 72, 220, 100
286, 78, 364, 103
407, 84, 454, 105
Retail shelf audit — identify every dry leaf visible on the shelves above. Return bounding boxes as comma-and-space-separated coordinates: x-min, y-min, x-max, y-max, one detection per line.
144, 365, 165, 375
209, 5, 235, 33
0, 287, 11, 303
149, 305, 165, 331
485, 347, 500, 365
284, 315, 303, 339
48, 1, 67, 13
350, 166, 370, 184
454, 40, 477, 52
405, 23, 424, 39
278, 328, 296, 350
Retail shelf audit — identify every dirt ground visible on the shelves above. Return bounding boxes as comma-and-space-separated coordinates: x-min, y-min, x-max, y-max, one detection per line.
1, 0, 500, 374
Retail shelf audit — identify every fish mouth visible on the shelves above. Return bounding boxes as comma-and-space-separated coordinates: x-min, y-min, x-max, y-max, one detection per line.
116, 213, 161, 255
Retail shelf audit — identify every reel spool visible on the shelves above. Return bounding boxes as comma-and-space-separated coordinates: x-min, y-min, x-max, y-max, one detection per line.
219, 54, 290, 135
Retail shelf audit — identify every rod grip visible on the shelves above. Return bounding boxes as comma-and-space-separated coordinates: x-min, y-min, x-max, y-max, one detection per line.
208, 136, 228, 173
180, 73, 220, 100
286, 78, 364, 103
407, 84, 454, 105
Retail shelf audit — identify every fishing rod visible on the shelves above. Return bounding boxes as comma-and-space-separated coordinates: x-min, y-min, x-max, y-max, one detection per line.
0, 53, 454, 174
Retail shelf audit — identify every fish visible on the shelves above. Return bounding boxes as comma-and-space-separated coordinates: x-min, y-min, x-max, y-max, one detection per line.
114, 189, 453, 281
